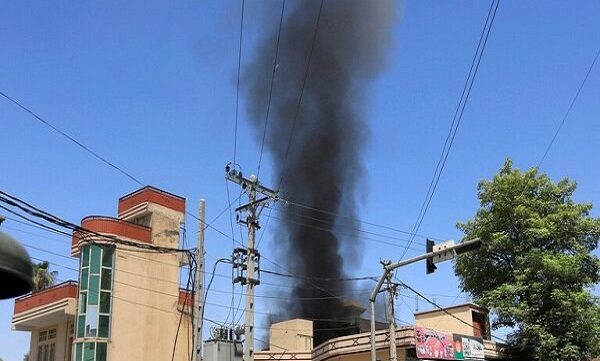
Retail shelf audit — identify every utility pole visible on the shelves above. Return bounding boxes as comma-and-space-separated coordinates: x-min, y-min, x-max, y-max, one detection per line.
369, 238, 483, 361
382, 260, 397, 361
226, 165, 279, 361
193, 199, 206, 361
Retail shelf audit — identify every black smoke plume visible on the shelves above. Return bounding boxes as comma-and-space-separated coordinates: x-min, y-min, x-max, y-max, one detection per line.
243, 0, 396, 346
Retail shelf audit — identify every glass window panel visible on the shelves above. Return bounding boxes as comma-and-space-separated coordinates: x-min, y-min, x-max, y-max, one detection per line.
43, 344, 49, 361
90, 246, 101, 274
48, 328, 56, 339
37, 346, 42, 361
98, 315, 110, 338
83, 342, 95, 361
88, 275, 100, 305
102, 247, 114, 267
82, 245, 90, 267
77, 316, 85, 338
96, 342, 107, 361
99, 292, 111, 313
39, 330, 47, 341
85, 306, 98, 337
80, 268, 88, 290
79, 292, 87, 313
75, 343, 82, 361
100, 268, 112, 290
49, 343, 56, 361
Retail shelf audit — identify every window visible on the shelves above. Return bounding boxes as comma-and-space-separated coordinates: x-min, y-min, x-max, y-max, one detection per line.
37, 328, 56, 361
74, 342, 107, 361
77, 244, 114, 340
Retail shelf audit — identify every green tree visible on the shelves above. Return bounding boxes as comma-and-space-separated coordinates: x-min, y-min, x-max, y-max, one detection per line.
454, 160, 600, 361
32, 260, 57, 292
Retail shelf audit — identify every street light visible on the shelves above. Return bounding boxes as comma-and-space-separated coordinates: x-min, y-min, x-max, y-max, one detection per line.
369, 238, 483, 361
0, 216, 34, 299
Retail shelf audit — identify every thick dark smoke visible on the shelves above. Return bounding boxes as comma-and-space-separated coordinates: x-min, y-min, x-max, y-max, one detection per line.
243, 0, 396, 346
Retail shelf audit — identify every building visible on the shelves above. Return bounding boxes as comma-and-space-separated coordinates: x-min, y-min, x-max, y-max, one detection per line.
12, 186, 194, 361
254, 303, 512, 361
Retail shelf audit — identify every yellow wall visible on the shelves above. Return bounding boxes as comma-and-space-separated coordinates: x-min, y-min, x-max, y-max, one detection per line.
107, 203, 191, 361
270, 319, 313, 352
30, 321, 73, 361
415, 304, 474, 336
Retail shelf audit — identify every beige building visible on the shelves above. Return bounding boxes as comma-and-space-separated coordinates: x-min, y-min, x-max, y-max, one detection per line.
12, 186, 193, 361
256, 304, 512, 361
414, 303, 491, 340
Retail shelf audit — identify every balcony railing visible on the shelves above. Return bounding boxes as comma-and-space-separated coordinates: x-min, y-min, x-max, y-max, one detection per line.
13, 280, 78, 331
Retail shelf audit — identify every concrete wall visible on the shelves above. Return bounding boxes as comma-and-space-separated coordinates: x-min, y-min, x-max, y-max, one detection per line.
414, 304, 476, 336
108, 203, 191, 361
270, 319, 314, 352
30, 321, 72, 361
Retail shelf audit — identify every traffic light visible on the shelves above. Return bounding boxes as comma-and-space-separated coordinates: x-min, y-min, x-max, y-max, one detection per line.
426, 238, 437, 274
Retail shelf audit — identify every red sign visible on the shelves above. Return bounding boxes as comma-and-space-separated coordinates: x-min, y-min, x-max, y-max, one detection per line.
415, 326, 455, 360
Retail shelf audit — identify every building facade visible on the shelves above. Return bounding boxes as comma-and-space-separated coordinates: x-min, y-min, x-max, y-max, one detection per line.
12, 186, 193, 361
254, 304, 512, 361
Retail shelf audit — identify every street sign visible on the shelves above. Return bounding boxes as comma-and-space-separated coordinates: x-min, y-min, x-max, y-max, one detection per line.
432, 240, 456, 264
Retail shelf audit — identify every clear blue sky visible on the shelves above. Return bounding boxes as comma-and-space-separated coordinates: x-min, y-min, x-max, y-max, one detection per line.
1, 1, 599, 360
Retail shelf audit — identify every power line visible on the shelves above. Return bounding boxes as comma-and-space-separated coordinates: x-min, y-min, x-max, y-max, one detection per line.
278, 0, 325, 189
538, 46, 600, 167
263, 212, 424, 252
232, 0, 246, 166
0, 190, 193, 255
279, 198, 436, 242
0, 91, 144, 186
261, 269, 376, 283
257, 0, 287, 177
400, 0, 501, 260
399, 280, 507, 344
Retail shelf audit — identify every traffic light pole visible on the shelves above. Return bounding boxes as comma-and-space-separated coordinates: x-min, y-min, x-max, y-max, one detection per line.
369, 238, 482, 361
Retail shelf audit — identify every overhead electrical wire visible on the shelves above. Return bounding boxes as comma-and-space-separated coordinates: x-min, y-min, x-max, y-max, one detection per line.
277, 198, 436, 241
24, 251, 469, 308
0, 83, 245, 254
0, 91, 144, 186
538, 46, 600, 168
232, 0, 246, 166
399, 280, 507, 344
262, 212, 424, 252
171, 256, 195, 361
257, 0, 286, 177
0, 190, 193, 255
400, 0, 501, 260
277, 0, 325, 190
260, 269, 376, 282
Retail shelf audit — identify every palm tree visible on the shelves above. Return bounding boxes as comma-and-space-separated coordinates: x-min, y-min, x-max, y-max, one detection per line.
32, 261, 58, 292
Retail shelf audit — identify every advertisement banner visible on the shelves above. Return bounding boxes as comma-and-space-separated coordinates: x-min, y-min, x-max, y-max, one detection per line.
414, 326, 455, 360
453, 334, 485, 360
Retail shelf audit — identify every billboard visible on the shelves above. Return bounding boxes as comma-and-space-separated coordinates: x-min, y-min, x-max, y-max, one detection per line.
453, 334, 485, 360
414, 326, 455, 360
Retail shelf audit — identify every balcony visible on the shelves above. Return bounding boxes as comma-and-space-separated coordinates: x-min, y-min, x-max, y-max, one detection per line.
12, 280, 78, 331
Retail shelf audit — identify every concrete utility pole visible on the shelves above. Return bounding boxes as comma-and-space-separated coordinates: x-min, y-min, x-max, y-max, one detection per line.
382, 260, 397, 361
193, 199, 206, 361
369, 238, 483, 361
226, 165, 279, 361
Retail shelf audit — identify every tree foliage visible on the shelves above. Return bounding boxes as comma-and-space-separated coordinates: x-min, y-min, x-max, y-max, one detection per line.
454, 160, 600, 361
32, 261, 57, 292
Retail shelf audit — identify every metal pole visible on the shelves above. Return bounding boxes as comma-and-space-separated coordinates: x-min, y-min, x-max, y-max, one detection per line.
386, 269, 397, 361
370, 268, 388, 361
193, 199, 206, 361
245, 187, 257, 361
369, 238, 482, 361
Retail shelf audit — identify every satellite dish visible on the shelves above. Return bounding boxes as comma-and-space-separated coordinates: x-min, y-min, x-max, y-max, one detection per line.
0, 231, 33, 299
